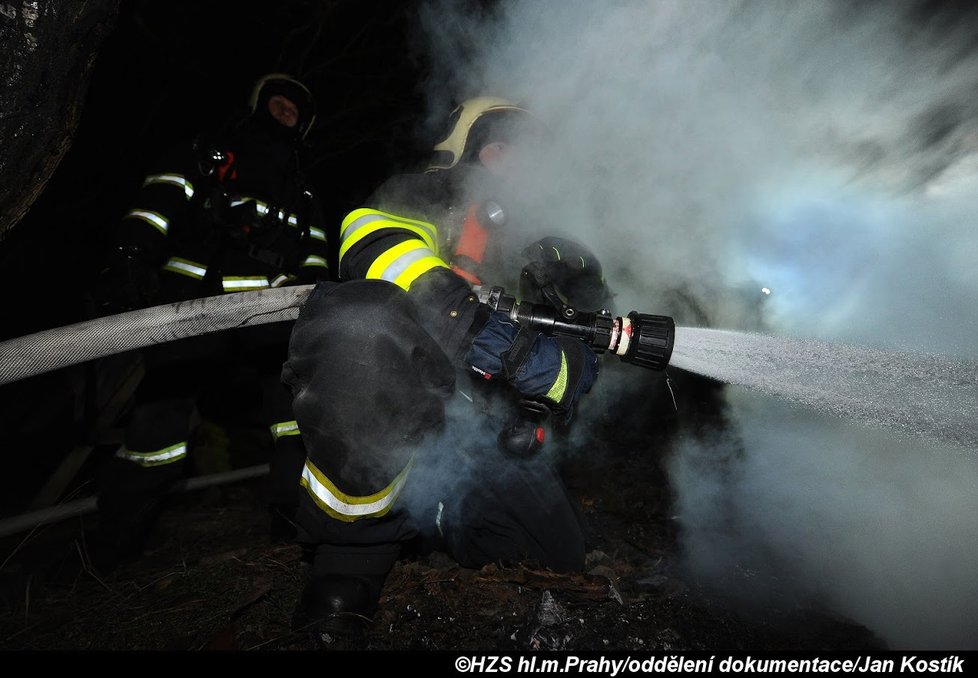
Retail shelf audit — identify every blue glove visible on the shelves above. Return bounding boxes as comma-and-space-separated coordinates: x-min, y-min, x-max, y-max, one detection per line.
464, 311, 598, 423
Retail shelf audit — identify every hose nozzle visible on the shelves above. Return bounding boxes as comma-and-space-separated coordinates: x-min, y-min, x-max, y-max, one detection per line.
615, 312, 675, 371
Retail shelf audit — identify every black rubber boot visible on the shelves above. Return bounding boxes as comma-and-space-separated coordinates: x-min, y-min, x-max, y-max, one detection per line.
291, 573, 384, 640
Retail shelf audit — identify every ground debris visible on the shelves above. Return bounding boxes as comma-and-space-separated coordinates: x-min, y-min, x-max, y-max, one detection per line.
472, 563, 619, 603
0, 453, 888, 651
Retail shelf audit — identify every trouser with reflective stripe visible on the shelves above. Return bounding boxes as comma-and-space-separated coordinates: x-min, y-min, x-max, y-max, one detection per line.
264, 375, 307, 515
295, 433, 586, 595
96, 346, 201, 551
96, 327, 307, 550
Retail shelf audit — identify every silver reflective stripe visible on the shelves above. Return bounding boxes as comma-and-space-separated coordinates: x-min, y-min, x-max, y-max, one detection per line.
380, 247, 434, 283
143, 173, 194, 200
288, 214, 299, 227
163, 256, 207, 280
301, 255, 328, 268
116, 442, 188, 467
270, 420, 300, 440
238, 197, 270, 216
125, 209, 169, 235
343, 213, 385, 240
222, 276, 269, 291
301, 460, 410, 519
309, 226, 326, 242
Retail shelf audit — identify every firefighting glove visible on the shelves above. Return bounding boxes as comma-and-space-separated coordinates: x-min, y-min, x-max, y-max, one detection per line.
94, 245, 159, 314
464, 310, 599, 424
520, 236, 612, 312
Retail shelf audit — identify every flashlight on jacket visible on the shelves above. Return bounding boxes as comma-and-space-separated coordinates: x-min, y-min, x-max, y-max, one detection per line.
477, 286, 675, 370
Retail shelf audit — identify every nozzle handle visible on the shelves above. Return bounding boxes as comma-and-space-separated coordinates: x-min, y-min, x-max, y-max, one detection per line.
497, 399, 551, 459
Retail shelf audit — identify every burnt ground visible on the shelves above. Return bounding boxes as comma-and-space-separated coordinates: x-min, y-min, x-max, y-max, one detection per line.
0, 378, 886, 654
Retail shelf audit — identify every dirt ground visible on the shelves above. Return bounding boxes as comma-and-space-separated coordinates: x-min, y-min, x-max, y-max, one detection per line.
0, 378, 885, 653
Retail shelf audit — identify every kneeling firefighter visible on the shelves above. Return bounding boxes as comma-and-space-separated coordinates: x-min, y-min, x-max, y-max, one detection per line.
284, 97, 615, 633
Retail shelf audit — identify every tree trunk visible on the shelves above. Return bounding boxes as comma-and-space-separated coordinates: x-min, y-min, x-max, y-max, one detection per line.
0, 0, 119, 241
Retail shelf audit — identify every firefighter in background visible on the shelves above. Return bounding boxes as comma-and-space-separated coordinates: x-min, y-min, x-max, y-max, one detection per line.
284, 97, 606, 633
93, 73, 331, 567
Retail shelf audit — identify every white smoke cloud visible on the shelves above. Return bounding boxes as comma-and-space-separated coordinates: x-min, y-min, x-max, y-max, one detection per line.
415, 0, 978, 649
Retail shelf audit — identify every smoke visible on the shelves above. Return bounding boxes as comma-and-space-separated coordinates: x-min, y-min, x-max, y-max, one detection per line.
414, 0, 978, 649
671, 390, 978, 649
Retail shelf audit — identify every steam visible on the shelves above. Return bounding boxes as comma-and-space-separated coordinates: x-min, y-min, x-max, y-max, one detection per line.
415, 0, 978, 649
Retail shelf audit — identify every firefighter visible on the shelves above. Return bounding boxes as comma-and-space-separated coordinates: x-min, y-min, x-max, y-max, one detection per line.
283, 97, 603, 634
92, 74, 331, 567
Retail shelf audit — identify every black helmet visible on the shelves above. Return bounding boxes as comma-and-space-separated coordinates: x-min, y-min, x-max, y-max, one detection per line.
519, 236, 613, 312
248, 73, 317, 140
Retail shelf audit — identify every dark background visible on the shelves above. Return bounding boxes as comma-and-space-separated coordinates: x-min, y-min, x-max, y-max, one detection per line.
0, 0, 454, 515
2, 0, 438, 337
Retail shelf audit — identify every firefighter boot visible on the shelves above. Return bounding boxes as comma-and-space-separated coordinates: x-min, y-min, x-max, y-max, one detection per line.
291, 573, 385, 639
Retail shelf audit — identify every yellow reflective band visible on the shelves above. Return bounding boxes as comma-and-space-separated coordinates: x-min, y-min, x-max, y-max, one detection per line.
300, 456, 415, 522
552, 246, 561, 260
143, 173, 194, 200
162, 256, 207, 280
366, 239, 427, 280
339, 209, 439, 264
116, 442, 188, 468
270, 273, 294, 288
125, 209, 169, 236
545, 350, 569, 404
238, 197, 269, 216
340, 221, 438, 266
222, 276, 269, 291
309, 227, 327, 242
392, 256, 448, 291
270, 420, 300, 440
341, 207, 437, 242
301, 254, 328, 268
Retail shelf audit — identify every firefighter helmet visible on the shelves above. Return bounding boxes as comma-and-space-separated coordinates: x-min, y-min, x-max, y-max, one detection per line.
248, 73, 317, 140
428, 96, 543, 171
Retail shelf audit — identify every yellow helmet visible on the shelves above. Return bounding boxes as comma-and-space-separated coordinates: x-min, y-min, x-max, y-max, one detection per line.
248, 73, 317, 140
428, 96, 541, 171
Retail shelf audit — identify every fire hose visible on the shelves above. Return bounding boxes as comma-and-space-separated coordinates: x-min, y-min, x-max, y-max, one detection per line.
1, 283, 675, 387
0, 286, 313, 387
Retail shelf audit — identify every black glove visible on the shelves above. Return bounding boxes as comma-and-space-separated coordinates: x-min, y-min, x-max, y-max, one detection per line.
520, 236, 612, 311
94, 245, 159, 314
464, 310, 599, 424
